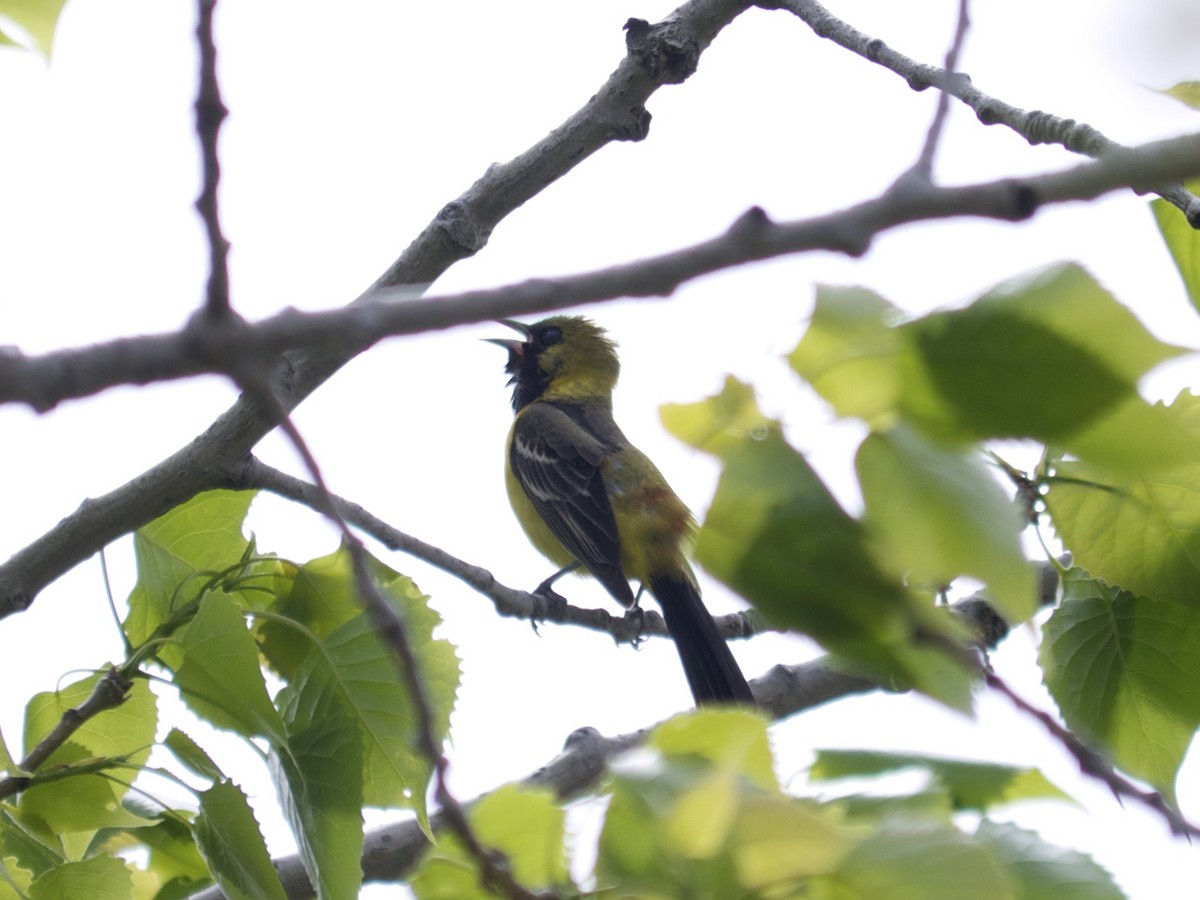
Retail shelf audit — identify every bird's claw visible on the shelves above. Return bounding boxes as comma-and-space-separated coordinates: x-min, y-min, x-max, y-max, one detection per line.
529, 582, 568, 635
623, 605, 646, 649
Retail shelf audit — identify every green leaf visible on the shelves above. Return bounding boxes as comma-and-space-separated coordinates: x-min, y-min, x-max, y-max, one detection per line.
660, 375, 773, 459
786, 267, 1199, 474
0, 809, 63, 877
682, 385, 974, 709
599, 753, 743, 896
286, 612, 434, 821
23, 674, 156, 771
904, 288, 1112, 438
0, 854, 33, 899
820, 822, 1012, 900
266, 547, 459, 826
1041, 569, 1200, 801
194, 781, 287, 900
27, 855, 132, 900
0, 724, 15, 773
124, 490, 257, 654
174, 594, 285, 744
257, 549, 361, 680
1060, 389, 1200, 473
597, 714, 858, 897
857, 427, 1035, 623
1152, 180, 1200, 314
0, 0, 69, 59
649, 709, 776, 792
667, 767, 742, 860
408, 856, 478, 900
19, 674, 157, 838
411, 785, 568, 897
649, 711, 776, 860
898, 263, 1194, 470
473, 786, 567, 889
976, 820, 1125, 900
115, 816, 210, 894
787, 285, 903, 428
1044, 391, 1200, 604
810, 750, 1070, 811
732, 796, 853, 889
163, 729, 225, 783
1157, 82, 1200, 110
269, 697, 363, 900
16, 741, 152, 839
833, 788, 956, 824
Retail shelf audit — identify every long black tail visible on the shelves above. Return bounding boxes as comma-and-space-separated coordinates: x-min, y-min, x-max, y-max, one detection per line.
650, 573, 754, 706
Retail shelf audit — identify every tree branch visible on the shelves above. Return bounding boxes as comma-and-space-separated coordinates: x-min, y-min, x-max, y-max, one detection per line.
194, 0, 231, 320
904, 0, 971, 182
0, 0, 753, 620
3, 126, 1200, 421
0, 666, 133, 800
244, 461, 1059, 662
986, 671, 1200, 840
6, 0, 1199, 629
2, 129, 1198, 623
766, 0, 1200, 223
241, 458, 759, 645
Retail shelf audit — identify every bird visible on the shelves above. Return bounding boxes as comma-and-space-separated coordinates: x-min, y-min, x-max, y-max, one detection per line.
489, 315, 753, 706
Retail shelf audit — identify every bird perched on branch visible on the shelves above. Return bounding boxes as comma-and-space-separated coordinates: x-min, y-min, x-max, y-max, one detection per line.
490, 315, 753, 706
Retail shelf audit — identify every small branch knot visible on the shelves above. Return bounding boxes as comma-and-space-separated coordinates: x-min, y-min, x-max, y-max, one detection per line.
435, 201, 487, 253
974, 99, 1002, 126
623, 18, 700, 84
1003, 182, 1039, 221
1024, 110, 1061, 145
609, 104, 652, 143
729, 205, 772, 237
864, 37, 888, 63
727, 206, 774, 251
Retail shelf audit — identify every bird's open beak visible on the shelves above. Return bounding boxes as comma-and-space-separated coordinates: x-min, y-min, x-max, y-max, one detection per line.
483, 319, 531, 355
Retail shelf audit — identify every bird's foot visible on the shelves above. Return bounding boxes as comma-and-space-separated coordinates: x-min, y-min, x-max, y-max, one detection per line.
529, 580, 569, 635
622, 605, 647, 649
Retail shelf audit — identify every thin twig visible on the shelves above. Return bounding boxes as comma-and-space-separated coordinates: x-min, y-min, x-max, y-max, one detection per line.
240, 457, 758, 646
0, 667, 133, 800
192, 2, 531, 888
769, 0, 1200, 223
906, 0, 971, 181
236, 380, 550, 900
98, 547, 134, 656
986, 670, 1200, 840
194, 0, 231, 319
242, 459, 1062, 670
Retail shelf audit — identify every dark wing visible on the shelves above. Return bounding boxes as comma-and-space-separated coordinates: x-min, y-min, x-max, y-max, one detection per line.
510, 403, 635, 606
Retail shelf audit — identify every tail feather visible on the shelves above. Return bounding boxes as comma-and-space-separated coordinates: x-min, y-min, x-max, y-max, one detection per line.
650, 573, 753, 706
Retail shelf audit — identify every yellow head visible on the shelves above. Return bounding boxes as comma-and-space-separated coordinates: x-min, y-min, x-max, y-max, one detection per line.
491, 315, 620, 410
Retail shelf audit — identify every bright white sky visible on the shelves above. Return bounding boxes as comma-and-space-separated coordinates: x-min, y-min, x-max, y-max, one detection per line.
1, 0, 1198, 897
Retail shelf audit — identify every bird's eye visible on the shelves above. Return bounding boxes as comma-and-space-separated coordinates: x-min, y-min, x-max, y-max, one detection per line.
540, 327, 563, 345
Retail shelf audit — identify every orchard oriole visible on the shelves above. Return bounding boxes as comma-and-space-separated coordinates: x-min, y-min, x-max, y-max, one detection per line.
491, 315, 753, 706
